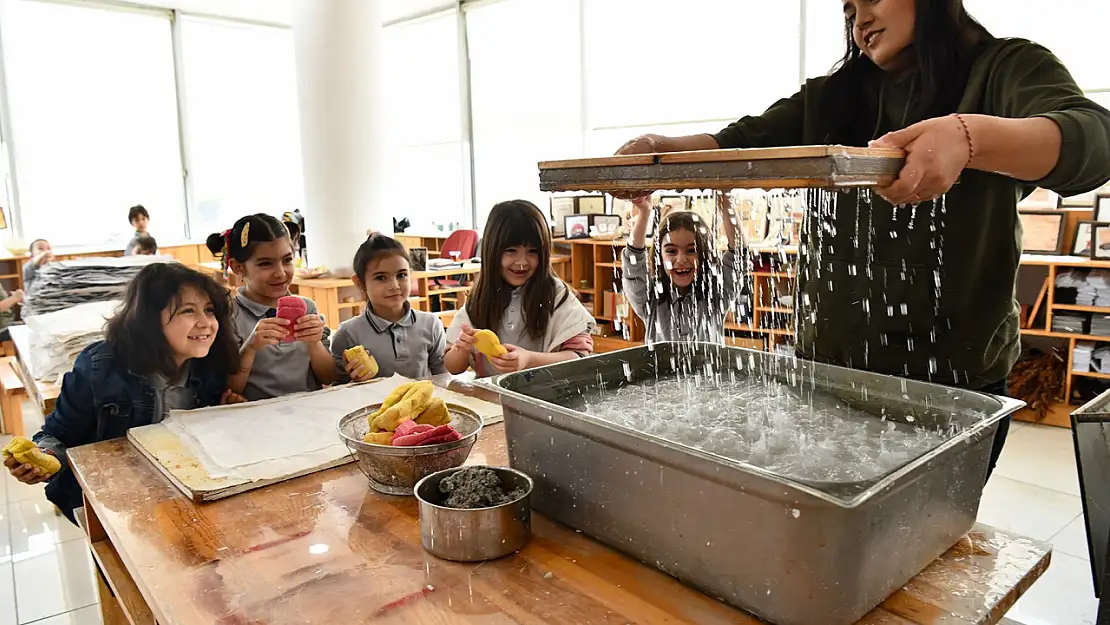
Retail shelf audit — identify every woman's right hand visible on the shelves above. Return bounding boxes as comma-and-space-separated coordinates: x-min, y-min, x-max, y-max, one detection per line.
615, 133, 667, 156
248, 317, 289, 351
4, 449, 55, 485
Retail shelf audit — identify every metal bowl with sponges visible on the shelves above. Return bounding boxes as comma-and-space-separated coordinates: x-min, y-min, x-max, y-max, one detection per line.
337, 403, 482, 496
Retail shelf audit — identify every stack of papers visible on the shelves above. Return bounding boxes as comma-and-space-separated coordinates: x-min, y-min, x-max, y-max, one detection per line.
1094, 346, 1110, 374
427, 258, 464, 270
1075, 342, 1095, 372
25, 300, 121, 382
1091, 315, 1110, 337
24, 256, 173, 316
1053, 313, 1087, 334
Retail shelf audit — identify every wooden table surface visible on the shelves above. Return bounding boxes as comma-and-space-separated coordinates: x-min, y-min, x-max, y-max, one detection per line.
68, 394, 1051, 625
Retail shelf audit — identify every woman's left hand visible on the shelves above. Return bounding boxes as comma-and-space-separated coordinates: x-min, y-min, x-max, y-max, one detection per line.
294, 314, 326, 344
489, 344, 532, 373
870, 115, 972, 206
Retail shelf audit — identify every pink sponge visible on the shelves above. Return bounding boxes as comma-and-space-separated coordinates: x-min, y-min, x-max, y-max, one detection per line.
276, 296, 306, 342
392, 423, 462, 447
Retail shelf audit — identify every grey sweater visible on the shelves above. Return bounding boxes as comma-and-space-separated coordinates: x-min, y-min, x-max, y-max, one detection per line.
621, 246, 742, 343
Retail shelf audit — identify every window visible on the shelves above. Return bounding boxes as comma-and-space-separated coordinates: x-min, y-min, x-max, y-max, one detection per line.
804, 0, 848, 79
381, 10, 467, 230
2, 1, 185, 247
466, 0, 583, 227
584, 0, 802, 131
178, 16, 304, 239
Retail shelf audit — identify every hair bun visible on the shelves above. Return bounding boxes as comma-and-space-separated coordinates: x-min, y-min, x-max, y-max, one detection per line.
205, 232, 227, 255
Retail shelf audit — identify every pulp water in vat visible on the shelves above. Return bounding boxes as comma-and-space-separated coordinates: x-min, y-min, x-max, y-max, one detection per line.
577, 374, 973, 484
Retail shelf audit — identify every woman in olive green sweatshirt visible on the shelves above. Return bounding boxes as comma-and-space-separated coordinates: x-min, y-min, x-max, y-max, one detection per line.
618, 0, 1110, 477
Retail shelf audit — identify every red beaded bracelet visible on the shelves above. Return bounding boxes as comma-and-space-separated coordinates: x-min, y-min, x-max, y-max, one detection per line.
953, 113, 974, 168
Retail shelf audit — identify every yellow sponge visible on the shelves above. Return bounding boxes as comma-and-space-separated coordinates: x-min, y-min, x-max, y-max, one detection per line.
2, 436, 61, 476
372, 381, 435, 432
415, 398, 451, 427
474, 329, 508, 359
344, 345, 379, 379
363, 431, 395, 446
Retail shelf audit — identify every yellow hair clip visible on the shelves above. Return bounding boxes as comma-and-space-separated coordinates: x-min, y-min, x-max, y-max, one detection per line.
240, 222, 250, 248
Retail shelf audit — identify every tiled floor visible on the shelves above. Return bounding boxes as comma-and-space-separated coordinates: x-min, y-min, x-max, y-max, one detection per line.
0, 404, 1100, 624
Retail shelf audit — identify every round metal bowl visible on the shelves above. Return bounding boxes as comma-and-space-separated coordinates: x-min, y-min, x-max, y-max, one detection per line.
337, 402, 482, 496
414, 466, 533, 562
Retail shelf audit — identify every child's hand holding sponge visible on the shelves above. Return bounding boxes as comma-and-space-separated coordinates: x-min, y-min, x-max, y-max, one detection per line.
362, 381, 458, 446
3, 437, 61, 481
344, 345, 379, 382
473, 329, 508, 359
276, 296, 307, 342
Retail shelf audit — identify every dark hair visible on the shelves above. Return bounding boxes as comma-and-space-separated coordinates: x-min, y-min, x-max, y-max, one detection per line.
467, 200, 568, 341
105, 263, 240, 378
353, 234, 409, 282
205, 214, 300, 270
128, 205, 149, 224
651, 210, 717, 306
820, 0, 992, 144
133, 235, 158, 255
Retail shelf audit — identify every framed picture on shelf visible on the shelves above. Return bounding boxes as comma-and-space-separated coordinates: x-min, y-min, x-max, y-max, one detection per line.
550, 196, 576, 237
1017, 209, 1066, 255
1096, 193, 1110, 222
1073, 221, 1095, 257
409, 247, 428, 271
1093, 223, 1110, 260
577, 195, 606, 215
591, 214, 622, 232
565, 215, 591, 240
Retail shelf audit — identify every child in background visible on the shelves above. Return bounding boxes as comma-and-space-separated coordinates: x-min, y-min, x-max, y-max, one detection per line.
445, 200, 595, 377
206, 214, 336, 401
623, 193, 740, 343
132, 235, 158, 256
3, 263, 241, 524
0, 285, 23, 341
22, 238, 52, 289
125, 205, 150, 256
330, 234, 446, 381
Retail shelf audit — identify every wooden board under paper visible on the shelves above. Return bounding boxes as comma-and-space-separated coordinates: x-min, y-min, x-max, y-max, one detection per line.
127, 382, 504, 503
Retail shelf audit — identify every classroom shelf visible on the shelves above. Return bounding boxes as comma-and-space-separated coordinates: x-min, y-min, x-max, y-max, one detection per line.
336, 301, 363, 309
1021, 329, 1110, 343
1052, 304, 1110, 314
1072, 370, 1110, 380
725, 322, 754, 332
578, 288, 596, 294
425, 286, 472, 296
0, 274, 18, 280
596, 262, 622, 269
752, 271, 795, 278
756, 307, 794, 314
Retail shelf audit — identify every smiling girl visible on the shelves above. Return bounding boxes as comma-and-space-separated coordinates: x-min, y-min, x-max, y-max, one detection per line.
206, 214, 336, 400
445, 200, 595, 376
330, 233, 446, 381
4, 263, 241, 524
623, 193, 740, 343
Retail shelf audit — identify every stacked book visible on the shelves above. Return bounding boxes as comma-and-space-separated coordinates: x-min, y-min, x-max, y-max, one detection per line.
1052, 312, 1088, 335
1055, 269, 1087, 304
25, 300, 121, 382
1094, 346, 1110, 375
1074, 342, 1095, 373
23, 256, 172, 316
1077, 270, 1110, 306
1091, 315, 1110, 337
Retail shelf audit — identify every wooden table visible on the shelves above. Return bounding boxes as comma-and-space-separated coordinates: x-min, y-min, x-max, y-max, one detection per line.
8, 324, 60, 415
70, 403, 1050, 624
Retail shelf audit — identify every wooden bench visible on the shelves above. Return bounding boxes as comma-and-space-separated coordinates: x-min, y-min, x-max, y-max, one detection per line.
0, 356, 25, 436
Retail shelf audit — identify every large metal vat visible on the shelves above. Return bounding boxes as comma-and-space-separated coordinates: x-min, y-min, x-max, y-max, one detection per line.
487, 342, 1023, 625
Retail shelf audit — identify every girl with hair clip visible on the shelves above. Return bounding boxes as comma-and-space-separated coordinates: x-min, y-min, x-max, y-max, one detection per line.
330, 233, 447, 381
206, 214, 337, 401
4, 263, 242, 524
623, 192, 741, 343
445, 200, 596, 377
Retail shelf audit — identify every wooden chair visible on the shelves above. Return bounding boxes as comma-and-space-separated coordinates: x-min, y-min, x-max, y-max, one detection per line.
0, 356, 26, 436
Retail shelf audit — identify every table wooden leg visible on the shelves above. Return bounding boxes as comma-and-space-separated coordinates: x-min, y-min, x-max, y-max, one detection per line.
1, 391, 23, 437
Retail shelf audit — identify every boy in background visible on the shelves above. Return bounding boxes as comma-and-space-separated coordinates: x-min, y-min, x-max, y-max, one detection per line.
124, 205, 150, 256
131, 235, 158, 256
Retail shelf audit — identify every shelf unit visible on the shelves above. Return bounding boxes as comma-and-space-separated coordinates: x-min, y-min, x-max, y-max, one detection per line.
555, 237, 644, 342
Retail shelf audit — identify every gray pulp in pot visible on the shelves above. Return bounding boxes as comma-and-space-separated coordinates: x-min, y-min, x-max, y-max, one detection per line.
439, 467, 528, 509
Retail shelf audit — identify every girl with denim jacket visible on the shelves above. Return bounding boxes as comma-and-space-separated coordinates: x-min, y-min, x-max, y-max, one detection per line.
3, 263, 242, 524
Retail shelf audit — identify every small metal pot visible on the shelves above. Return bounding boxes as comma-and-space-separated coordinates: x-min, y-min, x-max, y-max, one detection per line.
414, 466, 533, 562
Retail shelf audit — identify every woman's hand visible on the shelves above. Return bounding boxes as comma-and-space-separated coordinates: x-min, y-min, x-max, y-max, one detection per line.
489, 344, 533, 373
248, 317, 289, 351
616, 134, 667, 156
345, 358, 376, 382
4, 448, 55, 485
294, 314, 326, 344
870, 115, 972, 206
